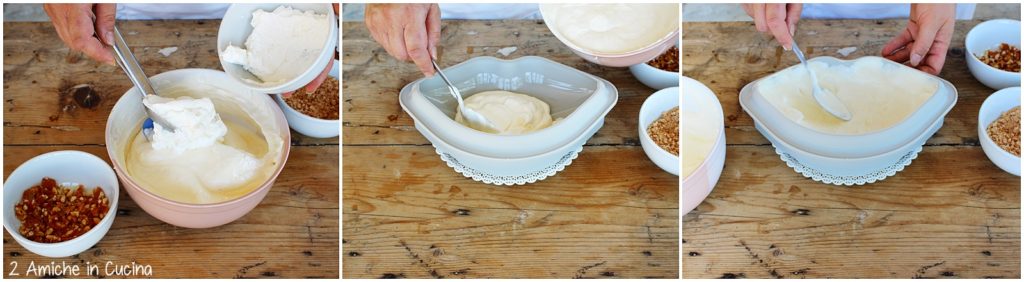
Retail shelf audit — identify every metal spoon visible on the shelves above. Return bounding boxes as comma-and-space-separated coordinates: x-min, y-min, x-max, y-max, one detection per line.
430, 58, 497, 132
791, 41, 852, 121
111, 25, 175, 141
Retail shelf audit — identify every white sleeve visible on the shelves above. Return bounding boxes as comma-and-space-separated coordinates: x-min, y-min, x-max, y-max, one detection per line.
116, 4, 230, 20
438, 4, 540, 20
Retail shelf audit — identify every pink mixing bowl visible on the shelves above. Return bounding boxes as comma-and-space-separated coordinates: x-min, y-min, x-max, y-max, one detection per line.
104, 69, 290, 228
681, 76, 725, 215
540, 5, 680, 67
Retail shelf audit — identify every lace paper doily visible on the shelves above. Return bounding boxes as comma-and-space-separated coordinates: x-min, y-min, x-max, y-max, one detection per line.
774, 146, 923, 186
435, 146, 583, 186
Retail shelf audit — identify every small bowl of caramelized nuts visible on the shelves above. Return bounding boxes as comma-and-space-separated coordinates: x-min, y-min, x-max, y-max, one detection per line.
3, 150, 119, 257
639, 86, 680, 175
979, 87, 1021, 176
273, 59, 339, 138
966, 19, 1020, 90
629, 44, 680, 90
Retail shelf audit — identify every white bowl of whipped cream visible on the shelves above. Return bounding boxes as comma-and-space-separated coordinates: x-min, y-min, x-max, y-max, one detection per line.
399, 56, 618, 185
218, 4, 338, 94
105, 69, 290, 228
540, 3, 680, 67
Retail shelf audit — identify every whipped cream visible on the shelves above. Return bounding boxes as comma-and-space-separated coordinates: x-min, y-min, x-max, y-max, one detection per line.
127, 86, 283, 204
541, 4, 678, 54
758, 57, 938, 135
455, 90, 554, 135
143, 95, 227, 153
221, 6, 330, 84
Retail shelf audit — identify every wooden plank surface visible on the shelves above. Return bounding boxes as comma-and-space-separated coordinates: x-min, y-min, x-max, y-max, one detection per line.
3, 20, 339, 278
342, 20, 679, 278
682, 19, 1021, 278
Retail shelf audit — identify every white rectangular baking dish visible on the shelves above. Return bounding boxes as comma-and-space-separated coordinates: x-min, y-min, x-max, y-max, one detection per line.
401, 56, 616, 158
739, 56, 957, 184
399, 56, 618, 184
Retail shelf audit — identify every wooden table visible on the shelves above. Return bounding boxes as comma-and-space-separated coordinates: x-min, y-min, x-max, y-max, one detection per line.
682, 19, 1021, 278
342, 20, 679, 278
3, 20, 338, 278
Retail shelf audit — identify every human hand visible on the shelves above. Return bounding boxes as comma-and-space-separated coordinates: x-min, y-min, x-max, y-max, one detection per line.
365, 3, 441, 76
881, 4, 955, 75
283, 3, 340, 97
742, 3, 803, 50
44, 4, 116, 65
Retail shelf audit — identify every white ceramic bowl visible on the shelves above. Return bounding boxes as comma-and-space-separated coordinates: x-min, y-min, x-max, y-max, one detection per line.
639, 87, 680, 175
682, 76, 725, 215
965, 19, 1021, 90
978, 87, 1021, 176
105, 69, 290, 228
629, 44, 680, 90
218, 3, 338, 94
3, 151, 119, 257
740, 57, 957, 184
539, 4, 680, 67
399, 56, 618, 184
273, 59, 340, 138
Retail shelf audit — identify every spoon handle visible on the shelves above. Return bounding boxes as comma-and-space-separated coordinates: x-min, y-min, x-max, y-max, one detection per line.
111, 25, 176, 132
430, 58, 464, 108
791, 41, 808, 66
111, 25, 156, 98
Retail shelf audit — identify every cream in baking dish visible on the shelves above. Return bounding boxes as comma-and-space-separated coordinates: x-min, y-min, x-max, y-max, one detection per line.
757, 57, 939, 135
455, 90, 555, 135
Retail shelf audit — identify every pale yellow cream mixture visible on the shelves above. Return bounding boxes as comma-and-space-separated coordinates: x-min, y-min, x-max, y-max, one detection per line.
757, 57, 939, 135
455, 90, 554, 135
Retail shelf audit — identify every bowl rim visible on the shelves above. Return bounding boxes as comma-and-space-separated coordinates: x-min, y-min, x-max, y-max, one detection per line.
965, 19, 1022, 76
414, 109, 604, 162
631, 42, 681, 75
217, 3, 339, 93
978, 86, 1022, 161
106, 68, 292, 208
539, 3, 680, 58
3, 150, 119, 249
274, 60, 340, 123
631, 58, 680, 76
639, 87, 681, 159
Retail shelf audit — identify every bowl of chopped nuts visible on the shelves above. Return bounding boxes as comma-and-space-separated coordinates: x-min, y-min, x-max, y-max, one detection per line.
273, 59, 340, 138
979, 87, 1021, 176
966, 19, 1020, 90
639, 87, 680, 175
629, 44, 680, 90
3, 150, 119, 257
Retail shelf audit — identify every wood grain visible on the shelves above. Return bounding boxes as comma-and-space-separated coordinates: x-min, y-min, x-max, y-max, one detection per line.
341, 20, 680, 278
3, 20, 339, 278
682, 19, 1021, 279
343, 146, 678, 279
